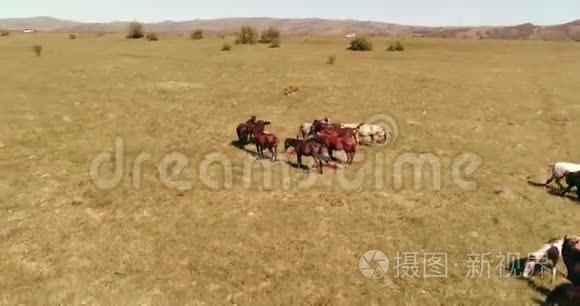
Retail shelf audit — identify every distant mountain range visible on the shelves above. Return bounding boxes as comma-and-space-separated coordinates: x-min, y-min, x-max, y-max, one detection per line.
1, 16, 580, 41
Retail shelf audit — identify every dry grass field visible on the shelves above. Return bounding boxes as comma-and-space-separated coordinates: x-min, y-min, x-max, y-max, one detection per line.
1, 32, 580, 305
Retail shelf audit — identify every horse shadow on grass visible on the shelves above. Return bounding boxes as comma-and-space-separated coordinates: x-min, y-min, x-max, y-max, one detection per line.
546, 188, 580, 204
527, 180, 580, 204
229, 140, 263, 159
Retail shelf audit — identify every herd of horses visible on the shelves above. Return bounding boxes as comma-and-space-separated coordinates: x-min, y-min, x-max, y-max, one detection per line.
235, 116, 580, 305
235, 115, 390, 173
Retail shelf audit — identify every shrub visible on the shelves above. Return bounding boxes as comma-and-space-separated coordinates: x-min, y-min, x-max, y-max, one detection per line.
348, 36, 373, 51
259, 26, 280, 44
283, 85, 299, 96
0, 29, 9, 37
269, 37, 280, 48
221, 43, 232, 51
146, 32, 159, 41
387, 40, 405, 51
95, 32, 106, 37
126, 21, 144, 39
235, 26, 258, 45
190, 29, 204, 40
217, 33, 226, 39
32, 44, 43, 56
326, 55, 336, 65
68, 33, 77, 39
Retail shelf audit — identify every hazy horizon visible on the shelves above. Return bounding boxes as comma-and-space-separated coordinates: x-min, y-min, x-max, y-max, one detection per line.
2, 0, 579, 27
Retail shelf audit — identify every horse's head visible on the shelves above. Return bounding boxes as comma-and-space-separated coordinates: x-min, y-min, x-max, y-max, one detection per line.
252, 120, 270, 133
522, 255, 539, 279
246, 115, 257, 124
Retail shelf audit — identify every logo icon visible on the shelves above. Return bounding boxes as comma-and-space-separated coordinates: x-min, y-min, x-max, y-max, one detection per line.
359, 250, 389, 279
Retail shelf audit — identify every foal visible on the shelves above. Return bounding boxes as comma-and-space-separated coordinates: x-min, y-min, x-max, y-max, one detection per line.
284, 138, 328, 173
252, 121, 278, 161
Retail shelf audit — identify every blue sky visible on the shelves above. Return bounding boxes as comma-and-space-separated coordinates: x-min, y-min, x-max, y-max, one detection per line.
3, 0, 579, 26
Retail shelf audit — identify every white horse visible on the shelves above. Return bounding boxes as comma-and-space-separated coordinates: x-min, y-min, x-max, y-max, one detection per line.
523, 237, 564, 284
339, 123, 390, 145
296, 117, 330, 139
546, 162, 580, 190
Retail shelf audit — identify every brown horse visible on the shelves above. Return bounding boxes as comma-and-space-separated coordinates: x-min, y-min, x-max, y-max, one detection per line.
236, 116, 264, 146
309, 120, 362, 143
314, 130, 358, 164
545, 236, 580, 305
308, 119, 342, 137
284, 138, 329, 173
252, 121, 278, 161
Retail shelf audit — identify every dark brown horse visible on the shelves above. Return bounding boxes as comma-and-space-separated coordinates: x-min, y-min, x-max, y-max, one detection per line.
545, 236, 580, 306
284, 138, 329, 173
252, 121, 278, 161
314, 129, 358, 164
236, 116, 264, 146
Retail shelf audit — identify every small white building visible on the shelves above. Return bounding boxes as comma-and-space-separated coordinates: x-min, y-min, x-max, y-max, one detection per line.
346, 33, 356, 38
23, 28, 36, 33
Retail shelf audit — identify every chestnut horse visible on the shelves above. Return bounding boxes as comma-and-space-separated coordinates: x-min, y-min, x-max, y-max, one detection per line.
314, 130, 358, 164
284, 138, 329, 173
252, 121, 278, 161
309, 120, 362, 143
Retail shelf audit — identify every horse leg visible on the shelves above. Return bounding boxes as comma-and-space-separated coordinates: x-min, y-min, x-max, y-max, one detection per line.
545, 176, 555, 188
555, 177, 565, 191
561, 183, 573, 196
256, 143, 262, 158
271, 145, 278, 162
297, 153, 304, 169
328, 147, 336, 161
313, 156, 323, 174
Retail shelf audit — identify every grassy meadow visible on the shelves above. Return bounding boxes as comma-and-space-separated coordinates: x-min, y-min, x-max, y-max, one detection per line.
1, 31, 580, 305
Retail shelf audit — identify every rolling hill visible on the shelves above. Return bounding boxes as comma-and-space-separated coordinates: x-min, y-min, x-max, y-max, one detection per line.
1, 16, 579, 41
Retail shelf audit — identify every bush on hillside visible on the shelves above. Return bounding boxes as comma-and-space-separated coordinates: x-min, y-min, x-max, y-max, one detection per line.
259, 26, 280, 44
0, 29, 10, 37
235, 26, 258, 45
32, 44, 43, 56
269, 37, 281, 48
190, 29, 204, 40
348, 36, 373, 51
326, 55, 336, 65
68, 33, 77, 39
126, 21, 144, 39
221, 43, 232, 51
146, 32, 159, 41
387, 40, 405, 51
